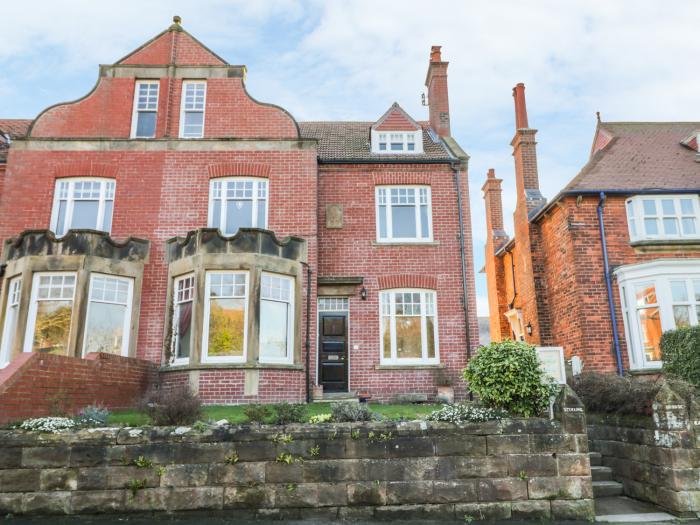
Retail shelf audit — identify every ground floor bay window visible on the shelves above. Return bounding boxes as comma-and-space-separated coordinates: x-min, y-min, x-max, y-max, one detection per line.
616, 259, 700, 370
380, 289, 439, 365
24, 273, 76, 354
260, 272, 294, 364
0, 278, 22, 367
202, 271, 248, 363
83, 274, 133, 356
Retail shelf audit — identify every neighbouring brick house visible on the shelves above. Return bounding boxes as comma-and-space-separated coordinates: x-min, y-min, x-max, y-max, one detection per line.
484, 83, 700, 374
0, 18, 478, 409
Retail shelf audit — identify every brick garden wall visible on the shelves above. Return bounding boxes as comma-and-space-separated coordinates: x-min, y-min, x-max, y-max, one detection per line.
0, 353, 158, 424
0, 396, 593, 519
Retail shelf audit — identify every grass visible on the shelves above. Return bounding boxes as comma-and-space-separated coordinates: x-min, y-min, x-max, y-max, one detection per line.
108, 402, 442, 427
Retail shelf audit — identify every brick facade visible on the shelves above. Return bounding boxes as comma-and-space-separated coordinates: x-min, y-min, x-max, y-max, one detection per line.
0, 20, 477, 408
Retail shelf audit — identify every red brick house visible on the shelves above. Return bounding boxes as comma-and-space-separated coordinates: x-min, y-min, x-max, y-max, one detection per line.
484, 83, 700, 375
0, 19, 478, 409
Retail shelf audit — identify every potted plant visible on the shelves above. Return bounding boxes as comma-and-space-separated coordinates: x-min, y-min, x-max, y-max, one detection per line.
312, 384, 324, 401
434, 369, 455, 404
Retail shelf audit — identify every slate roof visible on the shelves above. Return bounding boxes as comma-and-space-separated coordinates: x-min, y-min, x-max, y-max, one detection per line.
299, 121, 452, 162
0, 119, 32, 163
563, 122, 700, 192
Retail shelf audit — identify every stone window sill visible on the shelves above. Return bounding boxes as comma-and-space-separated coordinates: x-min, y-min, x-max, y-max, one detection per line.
371, 241, 440, 247
627, 368, 662, 376
375, 363, 445, 370
161, 362, 304, 372
630, 239, 700, 253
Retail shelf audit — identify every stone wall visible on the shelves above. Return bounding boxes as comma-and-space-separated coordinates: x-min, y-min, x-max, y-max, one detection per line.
0, 397, 593, 519
588, 382, 700, 517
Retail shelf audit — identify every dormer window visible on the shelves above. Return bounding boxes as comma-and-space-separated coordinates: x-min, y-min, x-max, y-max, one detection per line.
371, 130, 422, 154
626, 195, 700, 242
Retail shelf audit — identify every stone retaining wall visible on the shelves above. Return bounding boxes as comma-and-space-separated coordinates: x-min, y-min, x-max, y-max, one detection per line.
587, 382, 700, 517
0, 391, 593, 519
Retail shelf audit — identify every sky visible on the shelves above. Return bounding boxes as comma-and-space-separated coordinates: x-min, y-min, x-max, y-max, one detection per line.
2, 0, 699, 316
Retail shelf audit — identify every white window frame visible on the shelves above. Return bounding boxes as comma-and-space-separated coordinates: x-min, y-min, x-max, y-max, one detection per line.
208, 178, 268, 235
626, 194, 700, 242
0, 277, 22, 368
82, 274, 133, 357
24, 272, 76, 354
50, 178, 115, 237
171, 273, 195, 365
202, 270, 249, 364
179, 80, 207, 138
130, 80, 160, 139
379, 288, 439, 365
616, 259, 700, 370
375, 186, 433, 243
370, 129, 423, 154
259, 272, 295, 365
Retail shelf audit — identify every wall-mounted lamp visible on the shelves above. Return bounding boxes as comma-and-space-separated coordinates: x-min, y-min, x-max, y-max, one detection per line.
526, 322, 533, 336
360, 286, 367, 301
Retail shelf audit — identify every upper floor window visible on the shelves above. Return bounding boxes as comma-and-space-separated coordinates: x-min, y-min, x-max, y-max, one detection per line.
83, 274, 133, 357
260, 272, 294, 364
372, 131, 422, 154
0, 277, 22, 368
209, 178, 268, 236
202, 271, 248, 363
376, 186, 432, 243
380, 289, 439, 365
626, 195, 700, 242
131, 81, 159, 138
179, 81, 207, 138
51, 178, 115, 237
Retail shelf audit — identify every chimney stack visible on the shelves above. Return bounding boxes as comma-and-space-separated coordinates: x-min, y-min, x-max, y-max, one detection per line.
481, 168, 508, 245
425, 45, 451, 137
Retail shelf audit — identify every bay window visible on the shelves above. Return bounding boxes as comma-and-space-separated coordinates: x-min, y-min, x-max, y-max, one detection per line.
51, 178, 115, 237
24, 273, 76, 355
209, 178, 268, 235
626, 195, 700, 242
616, 260, 700, 370
171, 274, 195, 363
0, 278, 22, 367
260, 272, 294, 364
376, 186, 432, 242
202, 271, 248, 363
131, 80, 159, 138
83, 275, 133, 356
380, 289, 438, 365
179, 81, 206, 138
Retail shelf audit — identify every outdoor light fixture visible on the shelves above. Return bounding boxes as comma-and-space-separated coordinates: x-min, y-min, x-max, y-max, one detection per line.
526, 322, 533, 336
360, 286, 367, 300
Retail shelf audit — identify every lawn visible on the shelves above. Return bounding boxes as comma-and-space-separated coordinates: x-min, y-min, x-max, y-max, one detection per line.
108, 402, 442, 427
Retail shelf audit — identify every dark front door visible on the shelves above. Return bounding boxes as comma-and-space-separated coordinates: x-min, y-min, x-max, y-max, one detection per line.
318, 312, 348, 392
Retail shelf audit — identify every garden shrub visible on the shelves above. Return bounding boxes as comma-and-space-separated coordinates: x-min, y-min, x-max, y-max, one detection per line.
243, 404, 272, 424
308, 413, 332, 424
138, 384, 202, 426
74, 404, 110, 427
662, 325, 700, 387
426, 404, 507, 423
272, 402, 306, 425
331, 401, 375, 422
571, 372, 660, 415
463, 340, 557, 417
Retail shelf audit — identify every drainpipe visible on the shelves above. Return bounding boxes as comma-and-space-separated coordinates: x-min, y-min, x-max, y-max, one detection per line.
452, 164, 473, 360
597, 192, 624, 376
305, 265, 312, 403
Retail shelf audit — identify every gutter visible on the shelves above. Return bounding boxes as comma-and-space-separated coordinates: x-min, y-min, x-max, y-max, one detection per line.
317, 158, 454, 165
597, 192, 624, 376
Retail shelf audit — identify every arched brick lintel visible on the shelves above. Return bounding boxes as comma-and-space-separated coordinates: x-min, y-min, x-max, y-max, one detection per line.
371, 173, 433, 185
54, 162, 118, 179
208, 163, 271, 179
377, 274, 438, 290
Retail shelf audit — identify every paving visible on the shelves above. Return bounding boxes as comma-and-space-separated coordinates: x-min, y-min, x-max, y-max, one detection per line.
595, 496, 677, 523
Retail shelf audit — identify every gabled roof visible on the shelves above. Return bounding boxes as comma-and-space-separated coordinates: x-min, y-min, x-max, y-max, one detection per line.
0, 119, 32, 163
372, 102, 421, 132
563, 121, 700, 192
299, 121, 452, 162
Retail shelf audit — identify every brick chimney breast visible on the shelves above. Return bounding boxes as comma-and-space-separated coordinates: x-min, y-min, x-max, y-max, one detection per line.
425, 46, 450, 138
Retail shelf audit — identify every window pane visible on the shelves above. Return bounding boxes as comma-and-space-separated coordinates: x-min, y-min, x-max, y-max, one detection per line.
56, 201, 67, 236
391, 206, 417, 238
642, 200, 656, 216
378, 205, 387, 238
694, 280, 700, 302
670, 281, 688, 302
84, 302, 126, 355
225, 200, 253, 234
644, 218, 658, 235
211, 199, 221, 229
673, 305, 691, 328
176, 302, 192, 359
662, 218, 678, 235
638, 307, 661, 362
682, 218, 697, 235
257, 200, 267, 228
183, 111, 204, 137
260, 300, 288, 359
661, 199, 675, 215
635, 284, 657, 306
32, 301, 72, 354
71, 200, 99, 229
136, 112, 156, 138
382, 317, 391, 359
420, 205, 429, 238
207, 298, 245, 357
103, 200, 113, 233
680, 199, 694, 215
390, 142, 403, 151
395, 316, 422, 358
426, 316, 436, 358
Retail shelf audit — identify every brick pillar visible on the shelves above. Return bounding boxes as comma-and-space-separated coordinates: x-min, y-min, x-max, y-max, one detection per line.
482, 169, 510, 341
425, 46, 450, 137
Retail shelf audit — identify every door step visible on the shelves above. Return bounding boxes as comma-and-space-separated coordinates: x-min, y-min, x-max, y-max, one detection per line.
319, 392, 358, 402
593, 480, 624, 498
592, 465, 613, 482
595, 496, 676, 522
590, 451, 603, 466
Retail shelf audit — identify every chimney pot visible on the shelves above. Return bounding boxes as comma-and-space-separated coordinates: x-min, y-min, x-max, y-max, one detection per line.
430, 46, 442, 63
487, 168, 496, 179
512, 83, 529, 130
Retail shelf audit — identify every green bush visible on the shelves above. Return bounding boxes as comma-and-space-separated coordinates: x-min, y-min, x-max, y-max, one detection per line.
138, 384, 202, 426
272, 402, 306, 425
243, 404, 272, 424
331, 401, 375, 422
463, 340, 556, 417
662, 326, 700, 387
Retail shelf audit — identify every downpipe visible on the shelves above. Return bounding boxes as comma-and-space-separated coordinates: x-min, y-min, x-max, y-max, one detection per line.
452, 164, 473, 360
304, 264, 313, 403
